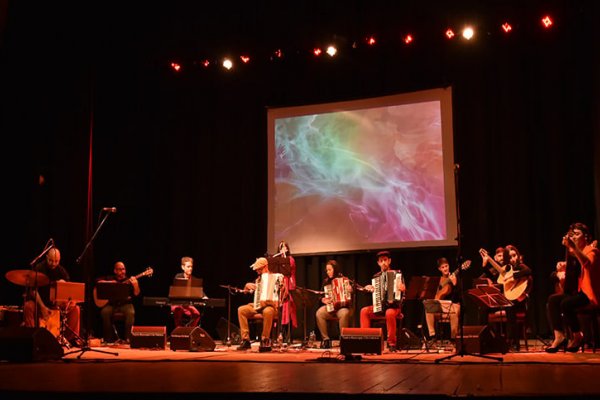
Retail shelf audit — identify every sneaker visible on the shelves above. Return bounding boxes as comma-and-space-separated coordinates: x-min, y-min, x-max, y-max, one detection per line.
321, 339, 331, 349
237, 340, 251, 351
259, 337, 272, 353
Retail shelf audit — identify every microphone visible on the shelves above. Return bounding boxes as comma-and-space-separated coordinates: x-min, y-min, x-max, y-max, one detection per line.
102, 207, 117, 213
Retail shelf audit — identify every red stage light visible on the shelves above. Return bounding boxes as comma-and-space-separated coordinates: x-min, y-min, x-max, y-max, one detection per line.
313, 48, 322, 56
445, 29, 455, 39
366, 36, 376, 46
170, 62, 181, 72
202, 60, 210, 68
240, 55, 250, 63
273, 49, 283, 58
404, 34, 413, 44
542, 15, 553, 28
502, 22, 512, 33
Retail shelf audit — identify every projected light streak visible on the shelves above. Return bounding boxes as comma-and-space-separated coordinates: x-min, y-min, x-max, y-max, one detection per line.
274, 101, 445, 245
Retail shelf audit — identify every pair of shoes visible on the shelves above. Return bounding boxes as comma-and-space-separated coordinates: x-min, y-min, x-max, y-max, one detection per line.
566, 336, 584, 353
426, 339, 438, 349
387, 343, 398, 352
545, 338, 567, 353
237, 339, 251, 351
259, 338, 272, 353
321, 339, 331, 349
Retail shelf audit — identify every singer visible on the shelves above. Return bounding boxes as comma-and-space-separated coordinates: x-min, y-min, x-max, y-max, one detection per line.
276, 240, 297, 339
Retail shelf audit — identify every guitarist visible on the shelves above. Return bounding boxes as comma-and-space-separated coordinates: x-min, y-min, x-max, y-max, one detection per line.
424, 257, 464, 346
23, 247, 80, 344
97, 261, 140, 344
503, 244, 533, 351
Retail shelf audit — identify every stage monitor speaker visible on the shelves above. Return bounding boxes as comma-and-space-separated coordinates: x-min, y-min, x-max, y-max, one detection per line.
170, 326, 216, 351
456, 325, 507, 354
215, 317, 241, 345
397, 328, 421, 349
130, 326, 166, 349
0, 327, 64, 362
340, 327, 383, 355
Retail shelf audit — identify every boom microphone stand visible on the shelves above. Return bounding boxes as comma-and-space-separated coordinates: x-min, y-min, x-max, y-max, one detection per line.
435, 164, 502, 363
65, 208, 118, 358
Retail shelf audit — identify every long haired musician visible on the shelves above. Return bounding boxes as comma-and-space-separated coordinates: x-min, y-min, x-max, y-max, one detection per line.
545, 222, 600, 353
277, 240, 298, 339
315, 260, 353, 349
424, 257, 462, 346
359, 250, 405, 352
236, 257, 287, 353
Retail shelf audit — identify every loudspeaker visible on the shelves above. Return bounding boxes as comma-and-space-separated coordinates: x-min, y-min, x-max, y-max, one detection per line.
170, 326, 216, 351
215, 317, 241, 345
340, 327, 383, 355
0, 327, 64, 362
397, 328, 421, 349
130, 326, 166, 349
456, 325, 507, 354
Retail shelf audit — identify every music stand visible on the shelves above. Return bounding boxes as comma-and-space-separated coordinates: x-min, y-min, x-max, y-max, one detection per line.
291, 287, 321, 349
266, 257, 291, 277
219, 285, 245, 347
405, 276, 439, 352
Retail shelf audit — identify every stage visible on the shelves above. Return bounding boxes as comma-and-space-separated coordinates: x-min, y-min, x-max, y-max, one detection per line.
2, 340, 600, 399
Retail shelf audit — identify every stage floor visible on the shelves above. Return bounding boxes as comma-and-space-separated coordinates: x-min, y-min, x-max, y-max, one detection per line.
2, 340, 600, 399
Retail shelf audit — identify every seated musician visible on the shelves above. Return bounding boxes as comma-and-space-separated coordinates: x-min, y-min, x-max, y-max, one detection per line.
171, 256, 202, 328
237, 257, 287, 352
23, 247, 81, 345
315, 260, 353, 349
424, 257, 461, 346
97, 261, 140, 344
359, 250, 405, 352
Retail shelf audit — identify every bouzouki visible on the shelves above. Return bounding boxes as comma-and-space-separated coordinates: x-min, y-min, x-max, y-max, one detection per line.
479, 248, 528, 301
93, 267, 154, 308
435, 259, 472, 300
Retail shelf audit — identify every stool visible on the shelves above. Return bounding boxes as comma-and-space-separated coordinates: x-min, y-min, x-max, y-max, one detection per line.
488, 309, 528, 351
576, 305, 600, 352
112, 311, 126, 341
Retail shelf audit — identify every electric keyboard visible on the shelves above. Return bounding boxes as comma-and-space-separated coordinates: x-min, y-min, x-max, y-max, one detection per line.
143, 296, 226, 308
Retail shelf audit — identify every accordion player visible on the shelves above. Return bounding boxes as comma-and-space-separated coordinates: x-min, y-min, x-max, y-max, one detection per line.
253, 272, 285, 311
324, 277, 353, 312
372, 270, 403, 313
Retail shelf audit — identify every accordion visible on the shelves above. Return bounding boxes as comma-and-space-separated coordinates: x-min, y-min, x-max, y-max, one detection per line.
253, 273, 284, 310
324, 277, 353, 312
372, 271, 403, 313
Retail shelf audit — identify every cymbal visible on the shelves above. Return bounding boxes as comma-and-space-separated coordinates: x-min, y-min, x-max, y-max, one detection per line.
5, 269, 50, 287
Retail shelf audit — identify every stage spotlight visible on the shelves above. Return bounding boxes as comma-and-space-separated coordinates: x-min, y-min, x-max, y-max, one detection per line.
240, 55, 250, 64
403, 34, 414, 44
326, 46, 337, 57
273, 49, 283, 59
502, 22, 512, 33
222, 58, 233, 70
462, 26, 475, 40
445, 29, 455, 39
541, 15, 553, 28
313, 48, 322, 56
366, 36, 376, 46
170, 62, 182, 72
202, 60, 210, 68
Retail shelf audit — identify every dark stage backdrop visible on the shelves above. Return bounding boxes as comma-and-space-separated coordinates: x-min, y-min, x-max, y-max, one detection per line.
0, 1, 598, 340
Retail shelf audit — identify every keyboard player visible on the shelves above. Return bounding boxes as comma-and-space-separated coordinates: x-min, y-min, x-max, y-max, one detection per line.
171, 256, 203, 328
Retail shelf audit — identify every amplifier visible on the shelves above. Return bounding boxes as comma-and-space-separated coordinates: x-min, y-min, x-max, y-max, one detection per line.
130, 326, 166, 349
340, 327, 383, 355
170, 326, 216, 352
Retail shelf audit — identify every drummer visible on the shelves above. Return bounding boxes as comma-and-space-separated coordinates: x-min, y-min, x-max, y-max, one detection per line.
23, 247, 80, 344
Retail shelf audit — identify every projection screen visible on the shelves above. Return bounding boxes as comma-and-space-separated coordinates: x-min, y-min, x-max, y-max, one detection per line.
267, 87, 457, 255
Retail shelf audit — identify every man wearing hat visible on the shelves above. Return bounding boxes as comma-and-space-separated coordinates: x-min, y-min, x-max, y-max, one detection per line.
359, 250, 405, 352
236, 257, 286, 352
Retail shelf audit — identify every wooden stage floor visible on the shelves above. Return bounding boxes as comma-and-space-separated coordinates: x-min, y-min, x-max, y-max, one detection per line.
2, 340, 600, 399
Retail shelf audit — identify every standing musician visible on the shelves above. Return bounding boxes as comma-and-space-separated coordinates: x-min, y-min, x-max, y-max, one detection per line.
97, 261, 140, 344
237, 257, 287, 353
23, 247, 81, 344
359, 250, 405, 352
315, 260, 353, 349
424, 257, 464, 345
546, 222, 600, 353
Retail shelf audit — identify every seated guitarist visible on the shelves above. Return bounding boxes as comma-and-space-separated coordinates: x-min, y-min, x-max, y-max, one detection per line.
97, 261, 140, 344
424, 257, 463, 346
503, 245, 533, 350
23, 247, 81, 344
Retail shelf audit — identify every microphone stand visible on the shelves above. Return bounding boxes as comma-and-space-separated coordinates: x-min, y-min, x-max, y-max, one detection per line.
28, 239, 54, 329
65, 210, 118, 358
435, 164, 503, 363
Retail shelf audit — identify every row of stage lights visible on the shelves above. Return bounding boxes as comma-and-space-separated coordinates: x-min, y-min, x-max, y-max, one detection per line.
169, 15, 555, 72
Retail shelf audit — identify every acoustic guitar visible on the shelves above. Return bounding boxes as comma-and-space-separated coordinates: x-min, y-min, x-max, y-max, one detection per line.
93, 267, 154, 308
479, 248, 528, 301
435, 259, 471, 300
